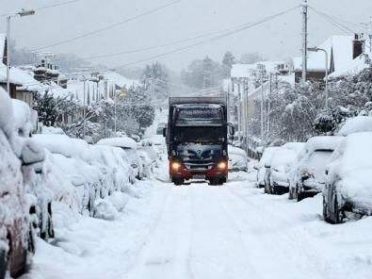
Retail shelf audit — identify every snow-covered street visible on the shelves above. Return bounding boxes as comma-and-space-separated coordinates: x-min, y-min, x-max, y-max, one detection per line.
23, 168, 372, 279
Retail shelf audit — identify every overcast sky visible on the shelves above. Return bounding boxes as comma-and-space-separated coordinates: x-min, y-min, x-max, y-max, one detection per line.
1, 0, 371, 71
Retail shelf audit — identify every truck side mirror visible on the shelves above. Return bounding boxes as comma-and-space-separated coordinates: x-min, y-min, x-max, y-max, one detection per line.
228, 123, 235, 136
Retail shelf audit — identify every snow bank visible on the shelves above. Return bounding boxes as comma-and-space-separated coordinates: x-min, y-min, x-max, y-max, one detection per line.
0, 87, 14, 138
97, 136, 137, 150
12, 99, 35, 137
337, 116, 372, 136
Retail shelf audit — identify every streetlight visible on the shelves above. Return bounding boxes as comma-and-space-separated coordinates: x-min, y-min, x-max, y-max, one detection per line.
6, 9, 35, 94
307, 47, 329, 109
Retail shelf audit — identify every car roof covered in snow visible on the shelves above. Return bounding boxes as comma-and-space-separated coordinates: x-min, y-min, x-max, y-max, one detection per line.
305, 136, 344, 153
97, 137, 137, 150
33, 134, 90, 158
337, 116, 372, 136
259, 146, 280, 166
228, 145, 247, 157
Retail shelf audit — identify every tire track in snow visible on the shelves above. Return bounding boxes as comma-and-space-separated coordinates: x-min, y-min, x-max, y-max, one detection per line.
223, 183, 333, 279
125, 184, 195, 279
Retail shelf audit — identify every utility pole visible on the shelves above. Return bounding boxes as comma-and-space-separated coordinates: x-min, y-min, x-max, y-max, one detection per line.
369, 16, 372, 52
267, 74, 272, 135
302, 0, 308, 82
83, 78, 86, 139
6, 16, 11, 94
260, 72, 264, 141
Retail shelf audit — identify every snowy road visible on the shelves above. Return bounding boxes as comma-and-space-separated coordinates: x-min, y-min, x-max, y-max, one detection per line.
24, 171, 372, 279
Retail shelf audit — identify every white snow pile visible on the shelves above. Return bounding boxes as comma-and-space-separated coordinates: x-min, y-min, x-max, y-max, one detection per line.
97, 136, 137, 150
337, 116, 372, 136
12, 99, 37, 138
327, 132, 372, 212
32, 134, 141, 217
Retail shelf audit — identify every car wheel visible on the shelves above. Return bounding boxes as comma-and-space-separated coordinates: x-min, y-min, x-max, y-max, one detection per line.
0, 249, 7, 279
28, 224, 35, 254
322, 195, 329, 222
334, 195, 344, 224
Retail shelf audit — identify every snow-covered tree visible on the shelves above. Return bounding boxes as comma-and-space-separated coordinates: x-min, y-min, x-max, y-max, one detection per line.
222, 51, 236, 78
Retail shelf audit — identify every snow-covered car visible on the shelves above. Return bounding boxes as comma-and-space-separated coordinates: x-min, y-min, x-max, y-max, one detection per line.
289, 136, 344, 201
255, 146, 279, 189
12, 100, 55, 240
267, 142, 305, 195
323, 132, 372, 223
97, 136, 143, 179
336, 116, 372, 136
228, 145, 248, 172
0, 91, 34, 279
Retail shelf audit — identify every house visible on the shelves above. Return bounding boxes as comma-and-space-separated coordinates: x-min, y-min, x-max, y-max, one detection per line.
0, 34, 45, 107
292, 34, 367, 82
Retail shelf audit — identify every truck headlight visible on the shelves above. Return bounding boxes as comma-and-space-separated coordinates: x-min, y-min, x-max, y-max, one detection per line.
217, 161, 227, 170
171, 162, 181, 171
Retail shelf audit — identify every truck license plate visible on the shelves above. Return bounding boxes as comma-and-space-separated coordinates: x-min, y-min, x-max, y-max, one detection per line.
193, 174, 205, 179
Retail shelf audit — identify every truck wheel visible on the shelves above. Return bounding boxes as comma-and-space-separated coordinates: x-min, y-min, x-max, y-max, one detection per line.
209, 178, 224, 186
173, 178, 184, 186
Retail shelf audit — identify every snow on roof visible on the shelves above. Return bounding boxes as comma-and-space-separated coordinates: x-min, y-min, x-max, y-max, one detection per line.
33, 134, 90, 158
0, 64, 45, 93
49, 82, 74, 99
103, 71, 139, 88
231, 61, 287, 78
305, 136, 344, 153
231, 64, 256, 78
329, 54, 371, 79
97, 136, 137, 150
293, 35, 354, 73
337, 116, 372, 136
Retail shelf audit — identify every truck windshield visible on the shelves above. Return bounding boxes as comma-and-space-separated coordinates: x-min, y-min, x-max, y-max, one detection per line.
174, 126, 225, 144
175, 105, 223, 125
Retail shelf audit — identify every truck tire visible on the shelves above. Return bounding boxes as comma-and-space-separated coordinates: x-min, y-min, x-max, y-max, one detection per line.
172, 178, 184, 186
209, 178, 224, 186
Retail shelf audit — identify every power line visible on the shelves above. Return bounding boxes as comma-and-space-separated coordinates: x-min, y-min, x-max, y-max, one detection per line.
308, 6, 356, 34
1, 0, 82, 17
84, 29, 228, 60
114, 5, 299, 68
32, 0, 181, 51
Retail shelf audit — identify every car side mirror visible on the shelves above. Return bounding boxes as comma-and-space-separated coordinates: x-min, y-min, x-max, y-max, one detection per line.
21, 140, 45, 166
162, 127, 167, 137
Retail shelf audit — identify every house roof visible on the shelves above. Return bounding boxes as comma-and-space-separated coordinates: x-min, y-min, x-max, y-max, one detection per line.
231, 61, 287, 78
293, 35, 354, 73
103, 71, 139, 88
0, 64, 45, 92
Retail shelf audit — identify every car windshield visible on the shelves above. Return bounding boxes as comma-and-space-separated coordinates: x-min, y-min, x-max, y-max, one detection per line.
304, 149, 333, 181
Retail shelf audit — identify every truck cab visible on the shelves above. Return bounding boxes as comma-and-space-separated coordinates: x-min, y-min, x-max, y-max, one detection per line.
165, 97, 230, 185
